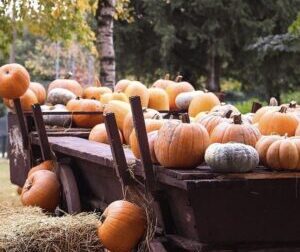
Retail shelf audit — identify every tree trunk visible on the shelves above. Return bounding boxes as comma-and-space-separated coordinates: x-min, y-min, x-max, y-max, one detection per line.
206, 42, 220, 92
96, 0, 116, 89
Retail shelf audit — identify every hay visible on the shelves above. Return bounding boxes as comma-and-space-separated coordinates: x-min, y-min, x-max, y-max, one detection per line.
0, 205, 104, 252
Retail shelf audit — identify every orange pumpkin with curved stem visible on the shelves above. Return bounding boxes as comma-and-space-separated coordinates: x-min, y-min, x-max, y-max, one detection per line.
188, 92, 220, 117
152, 74, 174, 90
98, 200, 146, 252
252, 97, 278, 123
210, 114, 261, 147
29, 82, 46, 104
0, 63, 30, 99
48, 79, 83, 97
89, 123, 123, 144
258, 106, 298, 136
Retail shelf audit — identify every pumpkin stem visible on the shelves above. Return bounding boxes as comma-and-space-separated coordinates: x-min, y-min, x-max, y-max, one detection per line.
64, 72, 73, 79
164, 73, 170, 80
181, 113, 190, 123
76, 97, 81, 100
289, 101, 297, 108
269, 97, 278, 106
224, 110, 233, 118
233, 114, 242, 124
152, 114, 161, 120
24, 181, 32, 191
99, 214, 106, 223
279, 106, 288, 113
175, 75, 183, 82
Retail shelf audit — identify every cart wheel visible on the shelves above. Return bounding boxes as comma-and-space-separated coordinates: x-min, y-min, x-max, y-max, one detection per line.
57, 163, 81, 214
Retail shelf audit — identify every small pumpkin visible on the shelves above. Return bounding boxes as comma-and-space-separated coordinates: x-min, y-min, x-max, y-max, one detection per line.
258, 106, 298, 136
89, 123, 123, 144
83, 86, 112, 100
48, 79, 83, 97
252, 97, 278, 123
100, 92, 129, 104
255, 135, 283, 166
122, 108, 161, 144
47, 88, 76, 105
152, 74, 174, 90
66, 98, 104, 128
28, 160, 56, 178
210, 114, 261, 147
165, 76, 195, 110
29, 82, 46, 104
98, 200, 146, 252
175, 90, 204, 110
114, 79, 132, 92
0, 63, 30, 99
210, 103, 240, 115
103, 100, 131, 130
21, 170, 60, 212
125, 81, 149, 107
4, 89, 38, 111
188, 92, 221, 117
154, 118, 209, 168
41, 104, 72, 127
205, 143, 259, 173
148, 87, 169, 111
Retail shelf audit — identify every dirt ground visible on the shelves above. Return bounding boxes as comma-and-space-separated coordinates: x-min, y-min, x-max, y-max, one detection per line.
0, 159, 21, 206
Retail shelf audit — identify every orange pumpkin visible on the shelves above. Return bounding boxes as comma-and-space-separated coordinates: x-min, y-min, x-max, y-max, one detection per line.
89, 123, 123, 144
83, 86, 112, 100
165, 76, 195, 110
28, 160, 56, 178
125, 81, 149, 107
100, 92, 129, 104
296, 124, 300, 136
4, 89, 38, 111
98, 200, 146, 252
122, 108, 161, 144
0, 63, 30, 99
21, 170, 60, 212
252, 97, 278, 123
152, 74, 174, 90
148, 87, 169, 111
210, 114, 261, 147
114, 79, 132, 92
188, 92, 220, 117
29, 82, 46, 104
130, 118, 164, 159
66, 98, 104, 128
154, 119, 209, 168
258, 106, 299, 136
48, 79, 83, 97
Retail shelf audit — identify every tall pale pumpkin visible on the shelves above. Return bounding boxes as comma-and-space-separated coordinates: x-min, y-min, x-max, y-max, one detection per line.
188, 92, 220, 117
148, 87, 169, 111
125, 81, 149, 107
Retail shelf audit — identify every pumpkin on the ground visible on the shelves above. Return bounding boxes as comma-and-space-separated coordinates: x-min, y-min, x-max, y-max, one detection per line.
188, 92, 220, 117
21, 170, 60, 212
48, 79, 83, 97
148, 87, 169, 111
205, 143, 259, 173
66, 98, 104, 128
41, 104, 72, 127
0, 63, 30, 99
124, 81, 149, 107
29, 82, 46, 104
252, 97, 278, 123
100, 92, 129, 104
258, 106, 298, 136
47, 88, 76, 105
28, 160, 56, 178
98, 200, 146, 252
89, 123, 123, 144
175, 90, 204, 110
210, 114, 261, 147
151, 74, 174, 90
154, 119, 209, 168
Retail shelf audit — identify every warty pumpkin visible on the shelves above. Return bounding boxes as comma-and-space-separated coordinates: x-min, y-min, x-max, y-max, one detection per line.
89, 123, 123, 144
258, 106, 298, 136
148, 87, 169, 111
66, 98, 104, 128
205, 143, 259, 173
21, 170, 60, 212
98, 200, 146, 252
48, 79, 83, 97
252, 97, 278, 123
41, 104, 72, 127
29, 82, 46, 104
0, 63, 30, 99
210, 114, 261, 147
47, 88, 76, 105
154, 119, 209, 168
124, 81, 149, 107
100, 92, 129, 104
188, 92, 221, 117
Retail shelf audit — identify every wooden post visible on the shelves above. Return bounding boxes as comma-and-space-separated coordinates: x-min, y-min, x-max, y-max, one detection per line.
13, 98, 29, 149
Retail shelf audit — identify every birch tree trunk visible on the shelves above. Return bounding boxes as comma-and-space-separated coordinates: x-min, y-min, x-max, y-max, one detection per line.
96, 0, 116, 89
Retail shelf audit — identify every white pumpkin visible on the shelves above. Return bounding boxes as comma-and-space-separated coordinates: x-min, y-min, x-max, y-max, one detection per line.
205, 143, 259, 173
175, 91, 203, 110
47, 88, 76, 105
210, 103, 240, 114
41, 104, 71, 127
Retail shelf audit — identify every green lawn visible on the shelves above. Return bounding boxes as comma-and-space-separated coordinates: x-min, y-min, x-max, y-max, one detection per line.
0, 159, 21, 206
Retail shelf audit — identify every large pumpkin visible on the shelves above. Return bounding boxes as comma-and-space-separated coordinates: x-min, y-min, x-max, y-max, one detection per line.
28, 160, 56, 178
48, 79, 83, 97
83, 86, 112, 100
0, 63, 30, 99
47, 88, 76, 105
98, 200, 146, 252
258, 106, 298, 136
252, 97, 278, 123
103, 100, 131, 130
165, 76, 195, 110
125, 81, 149, 107
114, 79, 132, 92
255, 135, 283, 166
89, 123, 123, 144
175, 90, 203, 110
130, 118, 164, 159
29, 82, 46, 104
122, 108, 161, 144
21, 170, 60, 212
210, 114, 261, 147
154, 119, 209, 168
148, 87, 169, 111
4, 88, 38, 111
66, 98, 104, 128
151, 74, 174, 90
100, 92, 129, 104
188, 92, 221, 117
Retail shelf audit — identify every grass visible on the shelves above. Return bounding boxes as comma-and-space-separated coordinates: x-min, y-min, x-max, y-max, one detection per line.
0, 159, 21, 206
